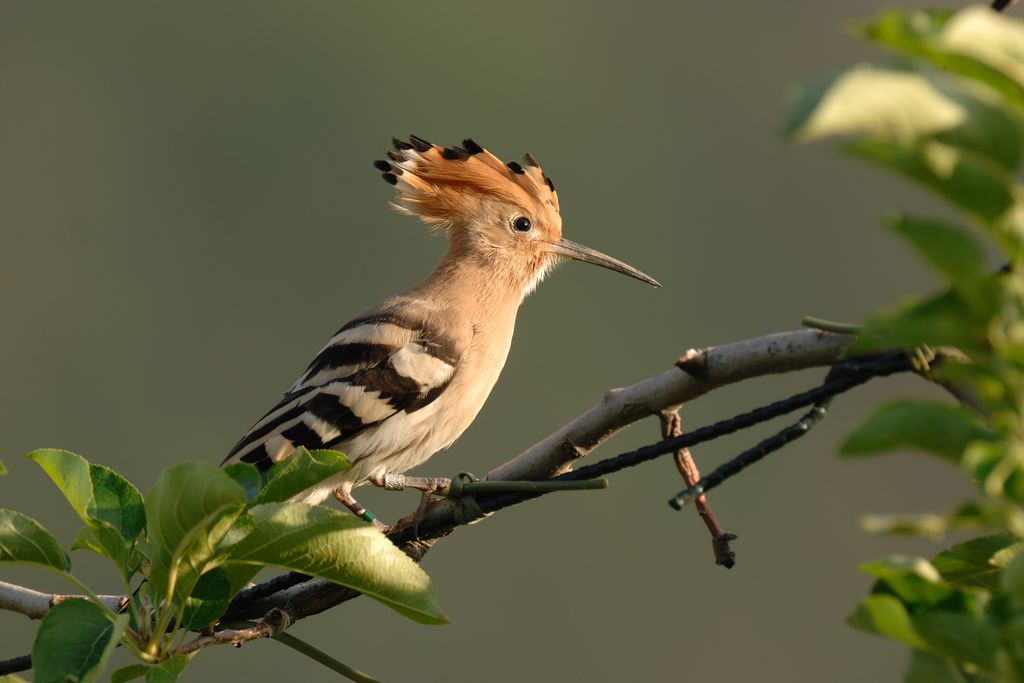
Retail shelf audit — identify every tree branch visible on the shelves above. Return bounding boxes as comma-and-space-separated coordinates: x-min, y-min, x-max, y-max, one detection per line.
176, 609, 293, 655
0, 580, 126, 620
225, 329, 855, 620
2, 329, 866, 671
488, 329, 852, 481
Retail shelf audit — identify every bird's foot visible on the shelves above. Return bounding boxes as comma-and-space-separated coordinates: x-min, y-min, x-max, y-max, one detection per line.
332, 487, 391, 533
372, 474, 452, 538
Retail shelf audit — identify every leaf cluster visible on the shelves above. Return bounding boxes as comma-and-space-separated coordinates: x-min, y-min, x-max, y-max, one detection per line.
789, 7, 1024, 680
1, 448, 446, 682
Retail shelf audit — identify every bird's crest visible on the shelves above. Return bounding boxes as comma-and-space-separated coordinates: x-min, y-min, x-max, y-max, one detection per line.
374, 136, 560, 231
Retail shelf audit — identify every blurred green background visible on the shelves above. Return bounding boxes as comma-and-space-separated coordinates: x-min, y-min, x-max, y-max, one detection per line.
0, 2, 983, 681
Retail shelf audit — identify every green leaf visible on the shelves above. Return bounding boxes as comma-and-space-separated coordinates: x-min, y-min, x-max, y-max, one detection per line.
859, 513, 948, 539
853, 557, 996, 665
932, 87, 1024, 173
785, 65, 966, 142
886, 215, 990, 295
32, 599, 128, 683
860, 556, 961, 608
227, 502, 447, 624
164, 503, 245, 607
933, 534, 1021, 589
913, 611, 997, 668
852, 289, 987, 356
215, 514, 262, 596
841, 400, 994, 462
939, 7, 1024, 91
961, 441, 1024, 503
26, 449, 145, 575
0, 675, 31, 683
0, 508, 69, 572
144, 462, 247, 603
71, 524, 107, 556
848, 594, 928, 649
1002, 547, 1024, 598
856, 8, 953, 48
82, 519, 134, 576
145, 656, 187, 683
859, 504, 999, 540
904, 651, 976, 683
111, 665, 150, 683
257, 448, 352, 504
0, 459, 6, 476
180, 566, 233, 631
26, 449, 145, 540
843, 138, 1016, 226
223, 462, 262, 502
858, 7, 1024, 108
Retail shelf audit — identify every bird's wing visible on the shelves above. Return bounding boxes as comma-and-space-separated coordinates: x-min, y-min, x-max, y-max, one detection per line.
222, 304, 470, 472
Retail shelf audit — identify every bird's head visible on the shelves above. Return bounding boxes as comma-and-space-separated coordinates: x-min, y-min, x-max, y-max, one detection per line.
375, 136, 659, 295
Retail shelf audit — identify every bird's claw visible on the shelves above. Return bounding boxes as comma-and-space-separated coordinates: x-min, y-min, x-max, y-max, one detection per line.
379, 477, 451, 538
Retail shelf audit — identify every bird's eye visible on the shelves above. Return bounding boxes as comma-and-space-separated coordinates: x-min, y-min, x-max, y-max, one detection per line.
513, 216, 532, 232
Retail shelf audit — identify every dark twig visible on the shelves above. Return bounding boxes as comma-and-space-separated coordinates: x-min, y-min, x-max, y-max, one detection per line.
232, 571, 314, 604
553, 353, 910, 481
671, 404, 828, 508
659, 409, 737, 568
993, 0, 1017, 12
385, 351, 914, 543
0, 655, 30, 676
669, 353, 911, 506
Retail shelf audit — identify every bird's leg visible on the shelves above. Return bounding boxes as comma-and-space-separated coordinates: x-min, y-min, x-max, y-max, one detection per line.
370, 474, 452, 537
333, 486, 391, 533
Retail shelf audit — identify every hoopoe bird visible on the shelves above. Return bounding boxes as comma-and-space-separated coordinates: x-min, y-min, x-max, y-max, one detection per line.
221, 135, 658, 525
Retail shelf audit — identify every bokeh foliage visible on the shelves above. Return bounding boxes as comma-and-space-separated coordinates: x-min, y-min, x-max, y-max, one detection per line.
789, 7, 1024, 681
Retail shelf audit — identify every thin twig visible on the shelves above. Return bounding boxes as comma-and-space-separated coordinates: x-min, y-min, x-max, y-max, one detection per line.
175, 609, 294, 655
659, 408, 737, 568
669, 352, 912, 506
670, 404, 829, 508
273, 632, 381, 683
0, 655, 30, 676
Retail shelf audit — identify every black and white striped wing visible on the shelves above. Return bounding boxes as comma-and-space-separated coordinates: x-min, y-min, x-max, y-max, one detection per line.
223, 311, 464, 472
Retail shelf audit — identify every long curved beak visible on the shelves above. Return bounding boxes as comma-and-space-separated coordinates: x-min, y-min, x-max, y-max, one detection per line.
546, 239, 661, 287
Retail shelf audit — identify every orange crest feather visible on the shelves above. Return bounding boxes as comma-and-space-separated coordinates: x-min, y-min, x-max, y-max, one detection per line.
374, 136, 559, 231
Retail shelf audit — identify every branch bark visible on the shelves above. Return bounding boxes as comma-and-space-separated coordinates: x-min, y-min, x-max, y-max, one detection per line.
487, 329, 851, 481
0, 580, 126, 620
176, 609, 293, 655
